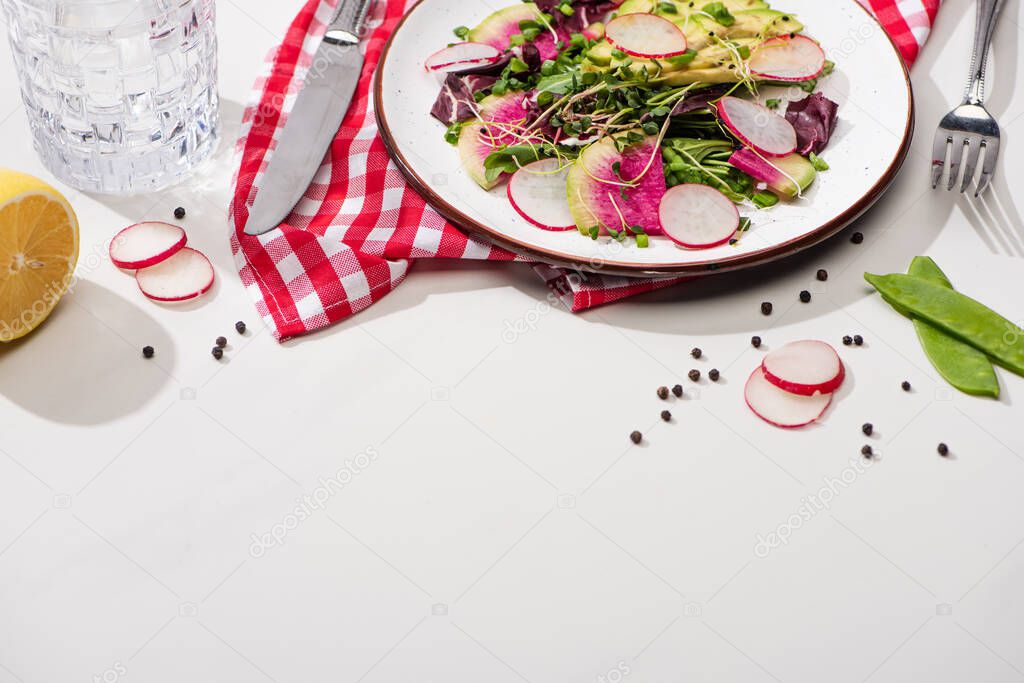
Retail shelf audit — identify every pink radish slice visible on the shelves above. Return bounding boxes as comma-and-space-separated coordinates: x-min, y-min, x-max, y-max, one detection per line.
658, 184, 739, 249
507, 158, 576, 231
109, 222, 187, 270
745, 368, 833, 428
762, 340, 845, 396
716, 96, 797, 158
606, 14, 688, 58
749, 35, 826, 82
136, 247, 215, 302
425, 42, 502, 72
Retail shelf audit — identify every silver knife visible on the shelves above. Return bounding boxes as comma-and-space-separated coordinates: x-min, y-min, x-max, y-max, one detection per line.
245, 0, 374, 236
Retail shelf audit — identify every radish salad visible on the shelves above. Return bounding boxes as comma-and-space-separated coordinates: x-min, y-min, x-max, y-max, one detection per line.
428, 0, 839, 248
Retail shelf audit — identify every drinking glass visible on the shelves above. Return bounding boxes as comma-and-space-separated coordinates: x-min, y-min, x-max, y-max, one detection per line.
1, 0, 219, 194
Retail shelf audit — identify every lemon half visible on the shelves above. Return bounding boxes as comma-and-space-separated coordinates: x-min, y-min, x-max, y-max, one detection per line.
0, 169, 79, 342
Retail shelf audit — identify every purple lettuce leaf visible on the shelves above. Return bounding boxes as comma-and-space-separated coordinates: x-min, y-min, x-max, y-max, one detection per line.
785, 92, 839, 155
430, 73, 498, 125
669, 85, 732, 117
534, 0, 616, 36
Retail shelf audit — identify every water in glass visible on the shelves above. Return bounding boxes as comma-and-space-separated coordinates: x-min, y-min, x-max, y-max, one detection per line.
1, 0, 219, 194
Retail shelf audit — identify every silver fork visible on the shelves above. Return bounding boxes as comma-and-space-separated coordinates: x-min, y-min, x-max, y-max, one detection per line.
931, 0, 1005, 196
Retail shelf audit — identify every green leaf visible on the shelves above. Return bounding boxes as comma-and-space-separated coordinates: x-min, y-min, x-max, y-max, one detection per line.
765, 98, 781, 110
536, 70, 578, 94
701, 2, 735, 26
443, 122, 464, 146
509, 57, 530, 73
657, 1, 678, 13
453, 26, 470, 40
752, 191, 779, 208
665, 50, 697, 67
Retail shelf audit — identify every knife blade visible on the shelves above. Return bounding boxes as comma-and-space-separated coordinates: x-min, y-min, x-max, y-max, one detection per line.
245, 0, 373, 236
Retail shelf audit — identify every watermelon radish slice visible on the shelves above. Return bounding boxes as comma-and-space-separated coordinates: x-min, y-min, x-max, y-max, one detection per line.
508, 159, 575, 231
425, 42, 502, 73
566, 132, 666, 235
749, 35, 826, 82
762, 340, 845, 396
109, 222, 186, 270
468, 3, 561, 61
717, 96, 797, 158
606, 13, 688, 58
745, 368, 833, 428
136, 247, 215, 302
659, 184, 739, 249
458, 92, 536, 190
728, 149, 816, 199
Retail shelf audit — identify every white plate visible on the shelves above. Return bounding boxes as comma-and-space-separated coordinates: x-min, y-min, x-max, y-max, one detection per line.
375, 0, 913, 276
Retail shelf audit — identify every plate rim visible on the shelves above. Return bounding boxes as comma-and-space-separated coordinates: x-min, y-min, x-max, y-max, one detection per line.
374, 0, 915, 277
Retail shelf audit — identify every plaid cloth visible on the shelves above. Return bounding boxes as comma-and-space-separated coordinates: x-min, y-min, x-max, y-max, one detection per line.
229, 0, 940, 341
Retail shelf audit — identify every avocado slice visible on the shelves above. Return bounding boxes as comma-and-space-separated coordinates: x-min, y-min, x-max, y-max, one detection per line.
692, 9, 803, 40
585, 39, 614, 67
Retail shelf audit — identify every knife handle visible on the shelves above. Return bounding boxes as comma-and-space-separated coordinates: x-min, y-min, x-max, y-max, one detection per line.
330, 0, 374, 40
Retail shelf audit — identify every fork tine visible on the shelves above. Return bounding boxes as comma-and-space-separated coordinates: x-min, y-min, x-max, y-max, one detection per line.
931, 131, 950, 189
975, 137, 999, 197
959, 136, 982, 193
946, 137, 968, 191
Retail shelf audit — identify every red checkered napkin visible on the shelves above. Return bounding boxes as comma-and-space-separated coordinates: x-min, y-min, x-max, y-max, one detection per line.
229, 0, 940, 341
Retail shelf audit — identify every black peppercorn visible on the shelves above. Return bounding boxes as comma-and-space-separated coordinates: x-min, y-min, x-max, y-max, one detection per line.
851, 232, 864, 244
842, 335, 853, 346
816, 269, 828, 281
861, 445, 873, 458
142, 346, 154, 359
751, 335, 762, 348
672, 384, 684, 398
691, 347, 702, 359
688, 369, 700, 382
235, 320, 247, 334
630, 431, 642, 445
657, 386, 670, 400
862, 423, 873, 436
709, 369, 720, 382
174, 207, 186, 220
761, 301, 773, 315
212, 346, 224, 360
799, 290, 811, 303
938, 443, 949, 456
901, 381, 911, 392
853, 334, 864, 346
216, 336, 227, 349
661, 410, 672, 422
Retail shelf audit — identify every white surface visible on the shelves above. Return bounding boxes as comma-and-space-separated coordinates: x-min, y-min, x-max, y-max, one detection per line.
379, 0, 911, 271
1, 2, 1024, 682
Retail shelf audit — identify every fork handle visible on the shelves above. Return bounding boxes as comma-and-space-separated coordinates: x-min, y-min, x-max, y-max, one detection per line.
963, 0, 1006, 105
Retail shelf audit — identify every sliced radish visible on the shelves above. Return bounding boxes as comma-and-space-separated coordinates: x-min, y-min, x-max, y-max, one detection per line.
425, 42, 503, 73
109, 222, 187, 270
745, 368, 833, 428
762, 340, 845, 396
716, 96, 797, 158
606, 13, 688, 59
658, 184, 739, 249
749, 35, 826, 83
507, 159, 576, 231
136, 247, 215, 302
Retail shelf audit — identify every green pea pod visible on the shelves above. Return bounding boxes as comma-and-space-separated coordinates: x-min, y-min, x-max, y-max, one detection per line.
904, 257, 999, 398
865, 272, 1024, 378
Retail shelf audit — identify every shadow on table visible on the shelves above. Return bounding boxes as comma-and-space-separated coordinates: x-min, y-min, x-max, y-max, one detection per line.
0, 280, 174, 425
